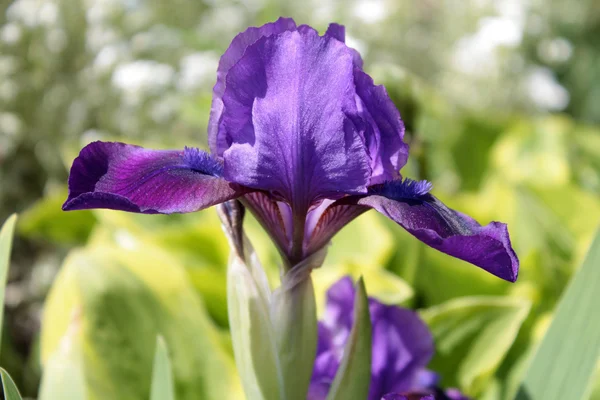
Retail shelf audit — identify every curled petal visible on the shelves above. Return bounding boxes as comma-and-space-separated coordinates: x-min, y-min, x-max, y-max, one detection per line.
354, 70, 409, 184
220, 28, 371, 210
357, 179, 519, 282
63, 141, 246, 214
209, 17, 297, 155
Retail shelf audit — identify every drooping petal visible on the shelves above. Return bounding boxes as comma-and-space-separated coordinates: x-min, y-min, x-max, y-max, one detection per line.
63, 141, 245, 214
220, 28, 371, 211
354, 70, 409, 184
356, 179, 519, 282
208, 17, 297, 155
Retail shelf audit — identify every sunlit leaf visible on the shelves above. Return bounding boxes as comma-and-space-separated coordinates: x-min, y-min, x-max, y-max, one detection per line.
39, 312, 86, 400
40, 246, 241, 400
325, 212, 394, 269
313, 264, 413, 313
19, 190, 95, 245
421, 296, 530, 396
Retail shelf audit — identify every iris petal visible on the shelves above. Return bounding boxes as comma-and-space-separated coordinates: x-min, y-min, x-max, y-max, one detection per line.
208, 17, 297, 155
63, 141, 245, 214
354, 70, 409, 184
357, 179, 519, 282
220, 28, 371, 210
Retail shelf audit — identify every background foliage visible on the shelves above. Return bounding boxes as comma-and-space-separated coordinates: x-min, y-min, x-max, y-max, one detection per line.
0, 0, 599, 398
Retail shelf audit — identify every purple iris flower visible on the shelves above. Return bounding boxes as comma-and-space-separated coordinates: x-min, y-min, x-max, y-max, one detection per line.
309, 277, 470, 400
62, 18, 518, 281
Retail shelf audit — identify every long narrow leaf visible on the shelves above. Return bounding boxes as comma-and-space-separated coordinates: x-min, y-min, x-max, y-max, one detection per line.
1, 367, 23, 400
515, 228, 600, 400
327, 277, 372, 400
150, 336, 175, 400
0, 214, 17, 342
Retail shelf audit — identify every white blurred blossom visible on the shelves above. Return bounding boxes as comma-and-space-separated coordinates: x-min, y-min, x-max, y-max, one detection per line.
177, 52, 218, 91
353, 0, 386, 24
452, 17, 523, 75
112, 60, 174, 95
1, 23, 23, 45
526, 67, 570, 111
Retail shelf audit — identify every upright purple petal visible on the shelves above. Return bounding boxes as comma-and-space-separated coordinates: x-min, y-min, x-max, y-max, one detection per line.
220, 29, 371, 210
209, 17, 297, 155
63, 141, 246, 214
324, 23, 364, 68
356, 179, 519, 282
354, 70, 409, 184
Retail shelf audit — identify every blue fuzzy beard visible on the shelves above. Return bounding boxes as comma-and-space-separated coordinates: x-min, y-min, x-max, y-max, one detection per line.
183, 146, 224, 177
371, 178, 433, 200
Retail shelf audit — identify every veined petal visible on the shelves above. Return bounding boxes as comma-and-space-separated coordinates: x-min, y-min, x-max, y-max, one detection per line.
209, 17, 297, 155
354, 70, 409, 184
63, 141, 245, 214
305, 201, 367, 255
357, 179, 519, 282
241, 191, 291, 255
220, 28, 371, 210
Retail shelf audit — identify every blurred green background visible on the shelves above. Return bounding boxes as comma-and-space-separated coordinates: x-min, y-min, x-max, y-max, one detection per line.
0, 0, 599, 399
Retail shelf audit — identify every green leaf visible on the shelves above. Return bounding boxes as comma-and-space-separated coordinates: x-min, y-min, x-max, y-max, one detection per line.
1, 367, 23, 400
38, 314, 87, 400
515, 228, 600, 400
40, 246, 242, 400
325, 212, 394, 269
327, 277, 372, 400
150, 336, 175, 400
19, 190, 95, 245
0, 214, 17, 344
421, 296, 530, 396
92, 209, 232, 326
